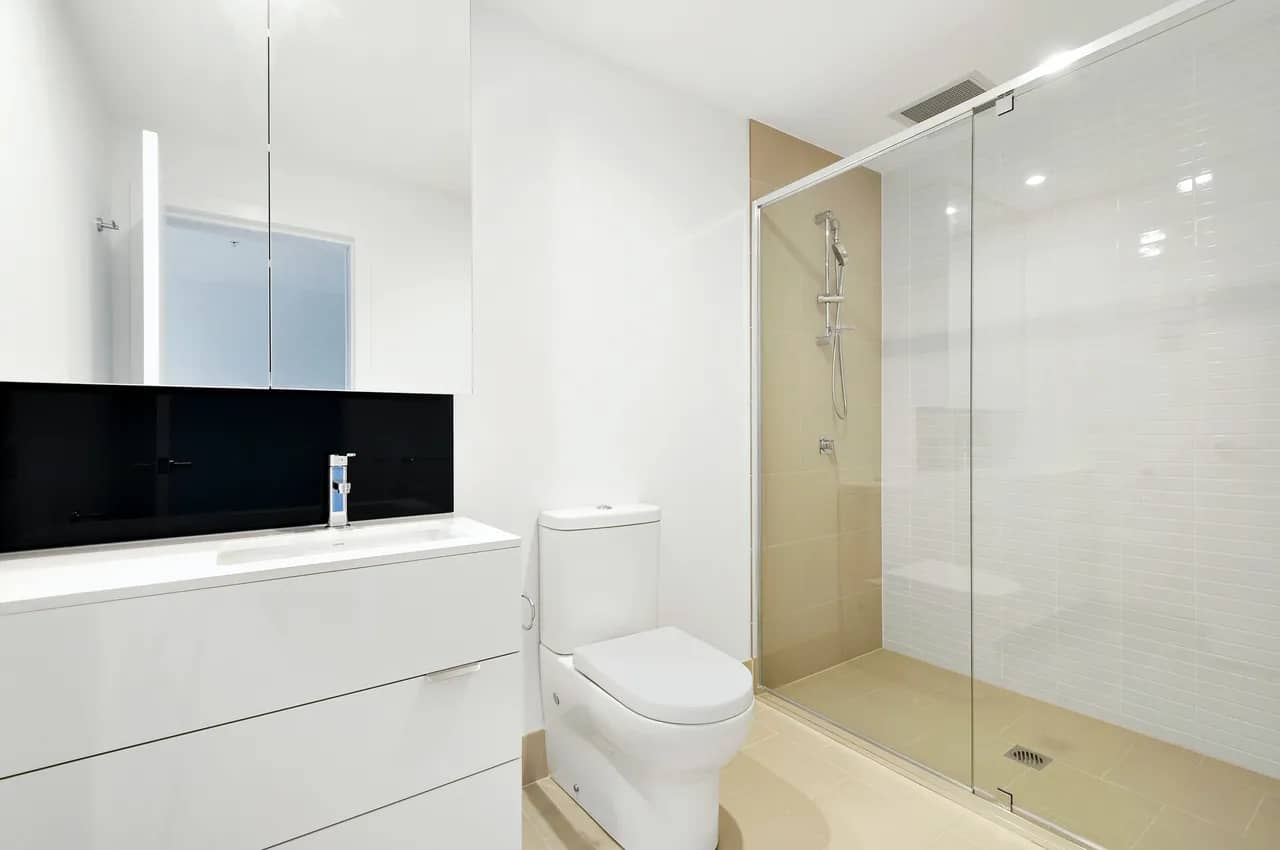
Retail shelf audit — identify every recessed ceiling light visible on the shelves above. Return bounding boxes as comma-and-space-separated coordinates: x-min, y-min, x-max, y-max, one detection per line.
1025, 174, 1047, 187
1037, 50, 1077, 75
945, 205, 958, 216
1139, 229, 1167, 245
1177, 177, 1194, 193
1195, 172, 1214, 186
1139, 244, 1164, 258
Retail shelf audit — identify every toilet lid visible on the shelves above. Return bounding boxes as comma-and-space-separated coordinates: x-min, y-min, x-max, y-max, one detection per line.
573, 626, 753, 725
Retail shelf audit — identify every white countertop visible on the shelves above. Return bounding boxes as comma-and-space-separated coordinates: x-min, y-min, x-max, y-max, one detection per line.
0, 516, 520, 616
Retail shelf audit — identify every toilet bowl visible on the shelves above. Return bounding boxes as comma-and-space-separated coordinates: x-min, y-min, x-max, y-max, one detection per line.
537, 505, 753, 850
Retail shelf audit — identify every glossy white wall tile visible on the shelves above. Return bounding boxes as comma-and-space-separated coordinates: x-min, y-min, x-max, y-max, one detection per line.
882, 0, 1280, 779
879, 120, 974, 681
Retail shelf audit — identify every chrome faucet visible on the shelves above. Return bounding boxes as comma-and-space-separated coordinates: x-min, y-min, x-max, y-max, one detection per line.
328, 453, 356, 528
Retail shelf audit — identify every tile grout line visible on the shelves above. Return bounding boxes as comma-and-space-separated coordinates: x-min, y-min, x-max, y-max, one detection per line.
1241, 793, 1265, 837
1126, 802, 1163, 850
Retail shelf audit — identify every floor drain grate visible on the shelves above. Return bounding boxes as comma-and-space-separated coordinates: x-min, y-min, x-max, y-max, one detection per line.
1004, 745, 1053, 770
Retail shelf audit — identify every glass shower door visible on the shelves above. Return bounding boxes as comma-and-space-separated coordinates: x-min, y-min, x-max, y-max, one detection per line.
756, 115, 975, 788
971, 1, 1280, 847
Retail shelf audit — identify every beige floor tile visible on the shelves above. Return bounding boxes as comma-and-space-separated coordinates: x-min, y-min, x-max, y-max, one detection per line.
718, 752, 835, 850
803, 775, 958, 850
945, 810, 1046, 850
522, 812, 554, 850
1006, 762, 1161, 850
737, 721, 854, 796
999, 701, 1134, 778
806, 684, 956, 755
771, 650, 1280, 849
742, 704, 784, 747
774, 653, 886, 701
902, 729, 1042, 792
525, 701, 1056, 850
1106, 735, 1270, 830
1244, 793, 1280, 849
523, 779, 618, 849
973, 680, 1032, 738
1134, 806, 1254, 850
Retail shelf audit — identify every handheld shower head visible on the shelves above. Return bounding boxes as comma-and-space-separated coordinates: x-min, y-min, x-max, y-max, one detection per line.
815, 211, 849, 265
832, 241, 849, 267
829, 218, 849, 267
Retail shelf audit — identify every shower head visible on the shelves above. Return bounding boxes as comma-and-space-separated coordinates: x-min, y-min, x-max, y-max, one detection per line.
828, 216, 849, 266
832, 241, 849, 267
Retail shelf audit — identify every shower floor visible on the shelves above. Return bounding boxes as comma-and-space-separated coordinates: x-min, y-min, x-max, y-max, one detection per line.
774, 649, 1279, 850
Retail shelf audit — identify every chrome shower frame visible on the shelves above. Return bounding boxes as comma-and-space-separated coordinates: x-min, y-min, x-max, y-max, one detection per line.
748, 2, 1234, 848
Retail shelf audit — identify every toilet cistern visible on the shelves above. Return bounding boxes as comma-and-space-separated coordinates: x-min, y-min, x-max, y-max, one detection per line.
328, 453, 356, 528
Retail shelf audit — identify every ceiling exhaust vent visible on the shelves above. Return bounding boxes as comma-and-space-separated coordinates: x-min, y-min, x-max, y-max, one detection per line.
894, 74, 991, 125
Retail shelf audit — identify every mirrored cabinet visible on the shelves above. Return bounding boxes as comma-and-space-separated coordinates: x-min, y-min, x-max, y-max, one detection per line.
2, 0, 471, 394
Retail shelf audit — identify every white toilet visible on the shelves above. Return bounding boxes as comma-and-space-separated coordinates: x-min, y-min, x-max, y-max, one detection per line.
538, 503, 753, 850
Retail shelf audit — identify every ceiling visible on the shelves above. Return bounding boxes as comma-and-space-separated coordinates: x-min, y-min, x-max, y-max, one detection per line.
60, 0, 1181, 194
477, 0, 1173, 156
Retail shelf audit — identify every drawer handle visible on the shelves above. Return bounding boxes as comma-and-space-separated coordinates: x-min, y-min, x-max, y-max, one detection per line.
424, 661, 482, 682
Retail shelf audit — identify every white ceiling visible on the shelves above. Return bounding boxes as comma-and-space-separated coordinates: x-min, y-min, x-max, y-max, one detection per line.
478, 0, 1173, 156
61, 0, 1179, 196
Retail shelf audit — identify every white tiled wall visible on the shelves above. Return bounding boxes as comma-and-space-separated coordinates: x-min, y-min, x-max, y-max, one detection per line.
879, 122, 973, 679
882, 0, 1280, 779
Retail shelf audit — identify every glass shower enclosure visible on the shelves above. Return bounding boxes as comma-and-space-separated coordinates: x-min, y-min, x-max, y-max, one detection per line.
752, 1, 1280, 847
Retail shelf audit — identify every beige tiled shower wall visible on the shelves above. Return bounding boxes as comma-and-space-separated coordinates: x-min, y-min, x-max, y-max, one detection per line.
751, 121, 883, 688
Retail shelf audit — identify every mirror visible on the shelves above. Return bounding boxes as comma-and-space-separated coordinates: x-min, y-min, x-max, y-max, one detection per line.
2, 0, 269, 387
1, 0, 471, 394
269, 0, 472, 393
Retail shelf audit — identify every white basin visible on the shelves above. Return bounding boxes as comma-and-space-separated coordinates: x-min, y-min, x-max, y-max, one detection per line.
215, 523, 453, 566
0, 516, 521, 615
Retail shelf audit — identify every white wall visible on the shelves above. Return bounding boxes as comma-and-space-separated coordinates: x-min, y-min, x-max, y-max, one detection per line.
457, 10, 751, 732
0, 0, 112, 383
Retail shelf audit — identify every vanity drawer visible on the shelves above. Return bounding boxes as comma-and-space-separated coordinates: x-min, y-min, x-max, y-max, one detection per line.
0, 652, 520, 850
278, 759, 520, 849
0, 546, 519, 778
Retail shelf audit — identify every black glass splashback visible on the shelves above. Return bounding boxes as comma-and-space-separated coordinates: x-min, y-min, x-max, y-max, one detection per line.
0, 382, 453, 553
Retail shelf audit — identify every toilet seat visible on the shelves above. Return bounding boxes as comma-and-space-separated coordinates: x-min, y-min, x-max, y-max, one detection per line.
573, 626, 753, 725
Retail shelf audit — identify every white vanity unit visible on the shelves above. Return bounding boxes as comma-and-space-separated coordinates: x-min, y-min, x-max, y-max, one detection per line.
0, 517, 522, 849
